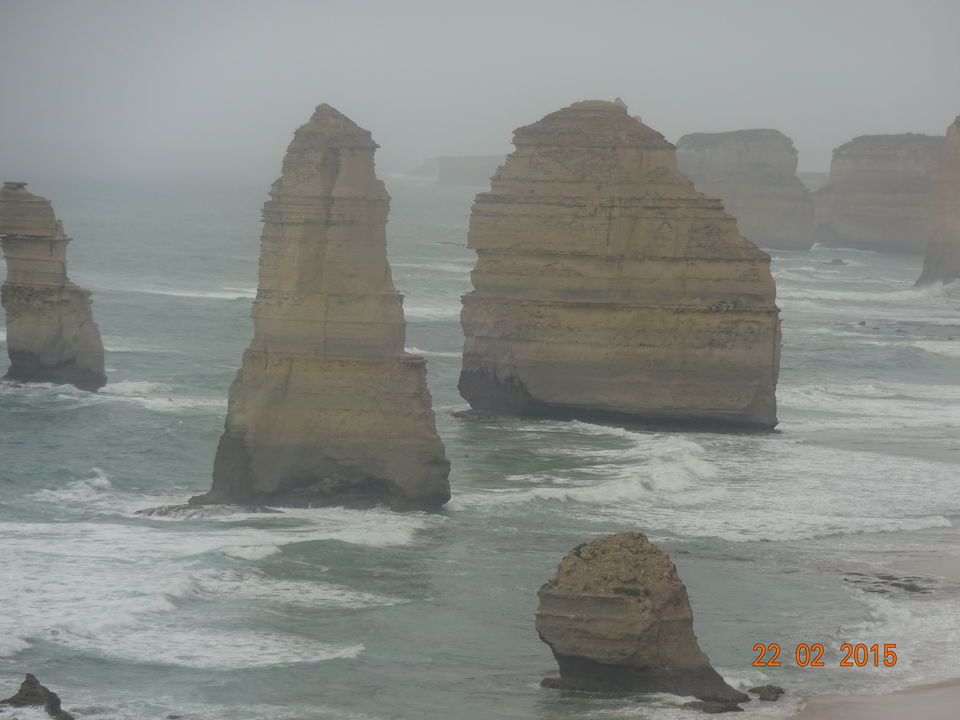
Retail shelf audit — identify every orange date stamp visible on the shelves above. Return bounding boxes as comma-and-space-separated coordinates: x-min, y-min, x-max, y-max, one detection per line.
753, 643, 898, 668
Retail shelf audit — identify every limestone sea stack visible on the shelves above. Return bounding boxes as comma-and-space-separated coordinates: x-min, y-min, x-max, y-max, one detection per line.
917, 117, 960, 285
676, 129, 814, 250
0, 182, 106, 391
190, 105, 450, 511
814, 133, 944, 253
536, 532, 749, 705
459, 101, 781, 430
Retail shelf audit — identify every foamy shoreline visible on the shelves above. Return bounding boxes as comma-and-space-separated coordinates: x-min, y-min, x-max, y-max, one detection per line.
792, 678, 960, 719
792, 548, 960, 719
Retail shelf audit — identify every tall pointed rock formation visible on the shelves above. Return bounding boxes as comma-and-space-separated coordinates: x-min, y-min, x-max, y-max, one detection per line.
191, 105, 450, 510
458, 101, 780, 430
917, 116, 960, 285
0, 182, 106, 391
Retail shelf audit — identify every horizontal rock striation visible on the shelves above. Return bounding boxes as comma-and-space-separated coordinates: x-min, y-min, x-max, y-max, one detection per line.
917, 116, 960, 285
0, 181, 106, 391
536, 532, 749, 705
191, 105, 450, 511
676, 129, 814, 250
459, 101, 780, 430
814, 133, 944, 253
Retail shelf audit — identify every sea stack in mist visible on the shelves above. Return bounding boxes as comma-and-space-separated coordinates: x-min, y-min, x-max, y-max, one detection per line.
458, 101, 780, 430
814, 133, 944, 253
190, 105, 450, 511
536, 533, 749, 706
676, 129, 814, 250
0, 182, 106, 391
917, 117, 960, 285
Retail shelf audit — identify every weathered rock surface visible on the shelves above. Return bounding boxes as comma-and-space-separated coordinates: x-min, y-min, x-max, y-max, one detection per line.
676, 129, 814, 250
536, 532, 748, 704
190, 105, 450, 511
1, 673, 74, 720
459, 101, 780, 430
0, 182, 106, 391
917, 117, 960, 285
814, 134, 944, 253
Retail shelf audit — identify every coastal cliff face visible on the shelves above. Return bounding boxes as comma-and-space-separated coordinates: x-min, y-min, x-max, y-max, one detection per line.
814, 134, 944, 253
917, 117, 960, 285
676, 129, 814, 250
536, 533, 749, 704
458, 101, 781, 430
0, 182, 106, 391
191, 105, 450, 510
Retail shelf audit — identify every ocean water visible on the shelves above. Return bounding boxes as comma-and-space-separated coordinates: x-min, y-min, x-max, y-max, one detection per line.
1, 176, 959, 720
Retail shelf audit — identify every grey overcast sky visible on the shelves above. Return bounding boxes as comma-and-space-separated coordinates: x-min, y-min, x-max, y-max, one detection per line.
1, 0, 958, 182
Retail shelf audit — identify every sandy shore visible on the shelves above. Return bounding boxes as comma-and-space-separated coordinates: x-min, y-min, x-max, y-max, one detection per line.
792, 678, 960, 719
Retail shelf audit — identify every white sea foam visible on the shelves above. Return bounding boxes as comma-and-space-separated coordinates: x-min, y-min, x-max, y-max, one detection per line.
0, 708, 52, 720
135, 286, 256, 300
913, 340, 960, 358
96, 380, 226, 413
402, 303, 460, 320
393, 261, 473, 274
405, 345, 461, 358
189, 568, 403, 609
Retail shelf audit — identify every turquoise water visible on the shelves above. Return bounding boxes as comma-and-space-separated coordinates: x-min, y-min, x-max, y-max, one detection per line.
1, 177, 959, 719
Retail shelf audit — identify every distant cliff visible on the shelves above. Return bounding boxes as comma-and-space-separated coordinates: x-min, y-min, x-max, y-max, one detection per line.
459, 101, 781, 430
814, 133, 944, 253
676, 129, 814, 250
0, 182, 106, 391
917, 117, 960, 285
436, 156, 503, 186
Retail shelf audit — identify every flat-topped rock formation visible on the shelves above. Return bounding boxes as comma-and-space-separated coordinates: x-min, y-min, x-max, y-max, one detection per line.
536, 533, 749, 706
814, 133, 945, 253
0, 182, 106, 391
917, 117, 960, 285
676, 129, 814, 250
190, 105, 450, 511
458, 101, 781, 430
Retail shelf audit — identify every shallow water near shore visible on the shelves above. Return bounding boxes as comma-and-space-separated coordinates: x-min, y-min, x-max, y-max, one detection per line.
1, 177, 959, 719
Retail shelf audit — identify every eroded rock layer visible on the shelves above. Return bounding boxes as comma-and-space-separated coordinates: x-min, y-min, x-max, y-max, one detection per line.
0, 182, 106, 391
191, 105, 450, 510
536, 532, 748, 704
459, 101, 780, 430
917, 117, 960, 285
676, 129, 814, 250
814, 133, 944, 253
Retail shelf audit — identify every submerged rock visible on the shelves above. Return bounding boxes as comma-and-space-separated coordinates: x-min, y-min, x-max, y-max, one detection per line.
536, 532, 749, 705
748, 684, 785, 701
814, 133, 944, 253
917, 116, 960, 285
676, 129, 814, 250
459, 101, 780, 430
0, 182, 106, 391
1, 673, 74, 720
190, 105, 450, 511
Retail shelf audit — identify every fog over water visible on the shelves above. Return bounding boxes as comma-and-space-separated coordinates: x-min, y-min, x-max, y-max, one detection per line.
1, 0, 959, 182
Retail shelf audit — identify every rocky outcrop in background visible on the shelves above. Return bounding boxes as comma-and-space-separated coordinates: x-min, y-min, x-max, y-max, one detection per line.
536, 532, 748, 706
191, 105, 450, 511
917, 117, 960, 285
676, 129, 814, 250
459, 101, 781, 430
814, 134, 944, 253
0, 181, 106, 391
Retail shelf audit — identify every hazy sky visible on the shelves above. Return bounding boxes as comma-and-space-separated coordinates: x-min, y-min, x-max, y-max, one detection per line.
1, 0, 958, 183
